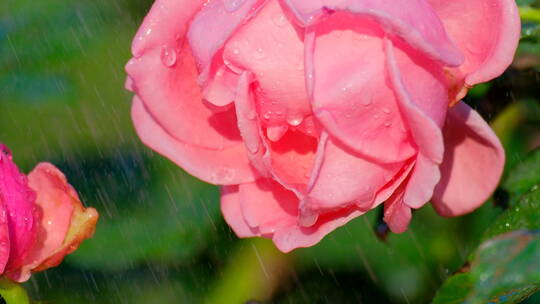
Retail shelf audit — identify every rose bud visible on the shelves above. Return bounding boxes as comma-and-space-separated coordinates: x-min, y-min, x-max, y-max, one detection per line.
126, 0, 520, 252
0, 144, 98, 281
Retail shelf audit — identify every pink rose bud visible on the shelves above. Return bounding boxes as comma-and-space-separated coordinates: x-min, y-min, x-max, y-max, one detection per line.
0, 144, 98, 282
126, 0, 520, 252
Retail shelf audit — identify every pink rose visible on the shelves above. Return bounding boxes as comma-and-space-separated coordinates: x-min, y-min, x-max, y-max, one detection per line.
0, 144, 98, 282
126, 0, 520, 252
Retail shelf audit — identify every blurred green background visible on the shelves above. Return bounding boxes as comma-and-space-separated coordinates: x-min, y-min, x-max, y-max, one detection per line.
2, 0, 540, 303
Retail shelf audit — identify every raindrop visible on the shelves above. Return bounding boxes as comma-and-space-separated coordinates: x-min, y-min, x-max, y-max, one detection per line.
160, 46, 177, 67
362, 98, 372, 106
382, 107, 391, 114
384, 121, 392, 127
298, 206, 318, 227
287, 115, 303, 126
247, 142, 259, 154
266, 126, 288, 142
224, 0, 246, 12
263, 111, 272, 120
253, 47, 266, 60
272, 13, 287, 27
246, 110, 257, 120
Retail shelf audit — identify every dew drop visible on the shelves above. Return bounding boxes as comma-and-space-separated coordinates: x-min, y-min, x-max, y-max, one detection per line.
263, 112, 272, 120
384, 121, 392, 127
382, 107, 391, 114
160, 46, 177, 67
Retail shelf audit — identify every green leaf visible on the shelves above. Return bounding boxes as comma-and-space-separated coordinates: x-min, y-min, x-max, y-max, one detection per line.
483, 186, 540, 241
434, 177, 540, 303
433, 231, 540, 304
432, 273, 473, 304
503, 148, 540, 194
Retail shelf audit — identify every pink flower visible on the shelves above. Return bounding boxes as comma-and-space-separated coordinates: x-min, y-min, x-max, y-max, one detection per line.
0, 144, 98, 282
126, 0, 520, 252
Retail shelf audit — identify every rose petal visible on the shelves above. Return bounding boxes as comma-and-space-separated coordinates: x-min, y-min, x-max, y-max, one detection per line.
220, 185, 257, 238
127, 26, 243, 151
131, 0, 204, 57
0, 195, 9, 275
239, 179, 298, 235
234, 72, 270, 177
187, 0, 263, 82
203, 64, 240, 107
384, 39, 445, 209
383, 185, 412, 233
229, 178, 365, 252
427, 0, 520, 85
7, 163, 75, 282
282, 0, 463, 66
32, 197, 98, 274
265, 129, 318, 188
0, 146, 36, 273
132, 96, 257, 185
310, 14, 415, 163
272, 206, 364, 253
306, 137, 403, 211
223, 0, 311, 127
432, 102, 505, 216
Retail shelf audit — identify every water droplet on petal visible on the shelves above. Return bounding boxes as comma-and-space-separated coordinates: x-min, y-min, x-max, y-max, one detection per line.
382, 107, 391, 114
224, 0, 246, 12
246, 110, 257, 120
253, 47, 266, 60
247, 142, 259, 154
362, 98, 372, 106
298, 206, 318, 227
266, 126, 288, 142
287, 115, 303, 126
160, 46, 177, 67
272, 13, 287, 27
384, 121, 392, 127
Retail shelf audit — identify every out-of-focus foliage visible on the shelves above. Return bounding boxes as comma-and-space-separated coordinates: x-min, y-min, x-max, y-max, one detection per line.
503, 148, 540, 193
434, 146, 540, 303
1, 0, 540, 303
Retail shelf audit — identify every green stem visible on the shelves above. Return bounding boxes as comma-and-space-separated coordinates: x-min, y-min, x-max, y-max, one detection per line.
520, 6, 540, 23
0, 278, 29, 304
204, 238, 291, 304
